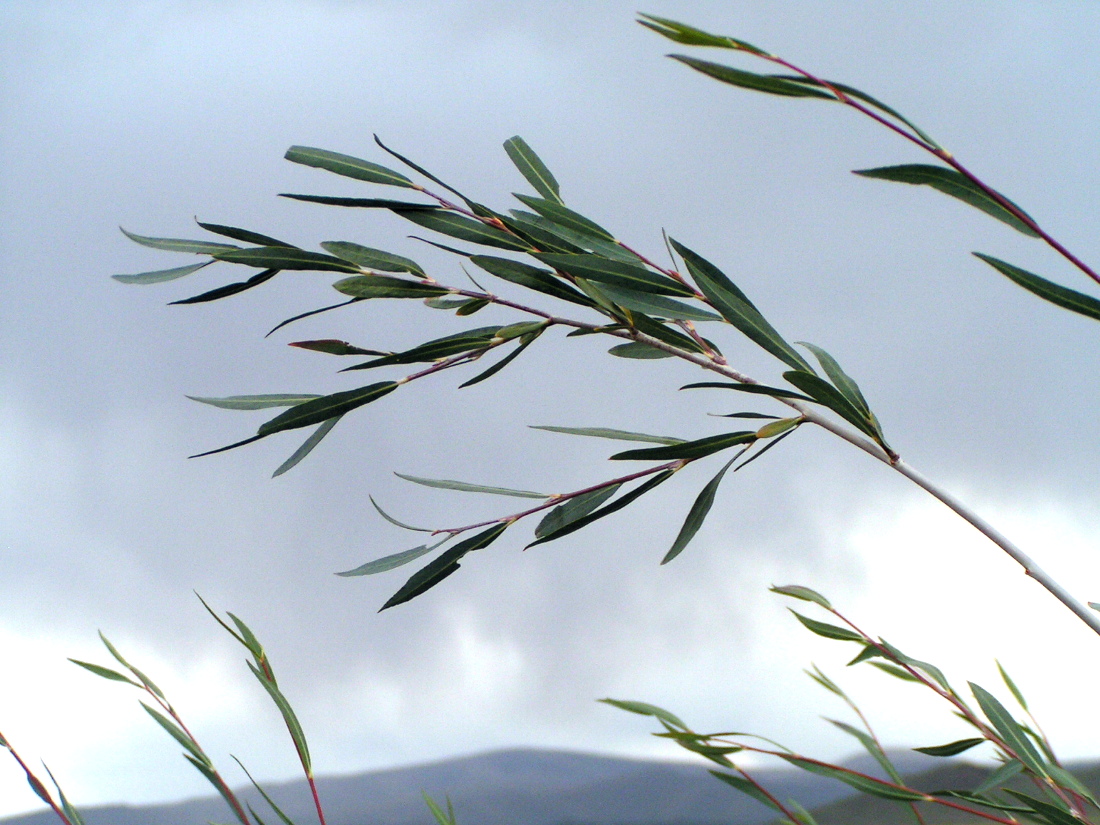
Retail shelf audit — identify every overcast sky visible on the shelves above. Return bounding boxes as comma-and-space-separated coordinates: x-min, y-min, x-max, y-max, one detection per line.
3, 0, 1100, 818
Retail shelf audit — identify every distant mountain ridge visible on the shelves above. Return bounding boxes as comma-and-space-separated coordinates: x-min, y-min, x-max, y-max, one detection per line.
3, 747, 1095, 825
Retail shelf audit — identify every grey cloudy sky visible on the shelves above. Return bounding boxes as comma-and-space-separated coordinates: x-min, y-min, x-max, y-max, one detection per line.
3, 0, 1100, 817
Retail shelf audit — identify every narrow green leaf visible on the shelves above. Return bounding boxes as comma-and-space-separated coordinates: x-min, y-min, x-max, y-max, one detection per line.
459, 334, 537, 388
526, 470, 674, 548
509, 209, 636, 262
120, 227, 239, 255
504, 136, 562, 204
266, 298, 360, 337
789, 611, 864, 642
214, 247, 359, 273
611, 431, 756, 461
188, 394, 321, 411
637, 14, 768, 54
597, 283, 720, 322
1047, 765, 1099, 808
996, 660, 1029, 712
43, 765, 86, 825
373, 134, 476, 206
381, 523, 509, 610
113, 261, 214, 285
783, 371, 881, 441
24, 770, 52, 805
337, 536, 450, 577
669, 55, 834, 99
246, 662, 311, 774
320, 241, 424, 276
67, 659, 140, 686
877, 641, 951, 691
289, 340, 386, 357
394, 471, 547, 499
470, 255, 595, 307
141, 704, 207, 765
973, 759, 1024, 794
455, 297, 489, 316
671, 239, 812, 370
271, 415, 342, 477
779, 756, 927, 801
280, 193, 437, 209
284, 145, 415, 188
181, 754, 247, 825
258, 382, 397, 436
231, 757, 298, 825
333, 274, 449, 299
755, 417, 801, 439
914, 738, 986, 757
681, 381, 813, 402
974, 253, 1100, 322
598, 698, 686, 730
423, 792, 457, 825
195, 221, 293, 248
534, 486, 620, 539
531, 425, 683, 445
343, 327, 500, 371
708, 771, 781, 810
514, 194, 614, 241
609, 342, 674, 359
827, 719, 902, 784
854, 165, 1039, 237
970, 682, 1049, 778
394, 207, 529, 252
869, 661, 921, 682
226, 612, 264, 661
796, 342, 872, 417
169, 267, 280, 304
769, 585, 832, 610
662, 457, 735, 564
370, 496, 432, 533
805, 664, 845, 698
536, 252, 693, 297
1003, 791, 1080, 825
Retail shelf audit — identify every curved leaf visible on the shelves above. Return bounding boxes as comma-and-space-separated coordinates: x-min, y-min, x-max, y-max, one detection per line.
258, 382, 397, 436
381, 523, 509, 610
914, 738, 986, 757
392, 207, 529, 252
370, 496, 432, 533
214, 247, 359, 273
669, 55, 833, 98
611, 431, 755, 461
195, 221, 293, 248
394, 471, 547, 499
284, 145, 415, 188
333, 275, 449, 299
320, 241, 425, 276
120, 227, 239, 255
531, 425, 683, 445
974, 253, 1100, 322
637, 14, 768, 54
272, 415, 342, 477
188, 393, 320, 411
514, 195, 613, 241
681, 381, 814, 402
337, 536, 450, 577
534, 486, 620, 539
170, 267, 279, 304
597, 283, 720, 322
470, 255, 595, 307
536, 252, 694, 297
112, 261, 214, 285
504, 136, 562, 204
662, 457, 735, 564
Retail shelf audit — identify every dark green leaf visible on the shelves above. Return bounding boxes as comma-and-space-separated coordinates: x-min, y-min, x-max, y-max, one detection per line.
970, 682, 1049, 778
682, 381, 812, 402
112, 261, 214, 285
170, 268, 279, 304
598, 698, 686, 730
708, 771, 781, 811
715, 412, 779, 420
320, 241, 425, 276
393, 207, 529, 252
854, 165, 1039, 237
181, 754, 246, 825
796, 342, 871, 417
195, 221, 293, 248
214, 247, 359, 273
789, 611, 864, 642
779, 756, 927, 801
343, 327, 500, 371
609, 342, 674, 359
783, 371, 881, 441
877, 641, 951, 691
289, 339, 387, 357
337, 536, 450, 577
975, 253, 1100, 322
43, 765, 86, 825
498, 212, 587, 253
231, 757, 297, 825
284, 145, 415, 188
280, 193, 437, 209
455, 297, 489, 316
470, 255, 595, 307
271, 415, 342, 477
514, 194, 614, 241
914, 738, 986, 757
120, 227, 239, 255
671, 239, 812, 370
637, 14, 768, 54
258, 382, 397, 436
188, 394, 321, 411
67, 659, 140, 686
827, 719, 902, 784
669, 55, 834, 99
996, 660, 1029, 712
373, 134, 475, 206
869, 661, 920, 682
504, 136, 562, 204
598, 283, 720, 322
662, 457, 735, 564
381, 523, 509, 610
536, 252, 693, 297
333, 274, 449, 299
534, 486, 620, 539
459, 334, 538, 388
769, 585, 832, 610
394, 471, 547, 499
973, 759, 1025, 795
627, 313, 707, 354
531, 425, 683, 445
611, 431, 755, 461
370, 496, 432, 533
1004, 791, 1080, 825
142, 703, 207, 765
247, 661, 311, 774
266, 298, 361, 337
526, 471, 674, 548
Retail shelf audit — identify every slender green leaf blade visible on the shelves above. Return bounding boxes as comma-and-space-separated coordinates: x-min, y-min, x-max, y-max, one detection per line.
682, 381, 814, 402
662, 457, 735, 564
536, 252, 693, 297
504, 136, 562, 204
258, 382, 397, 436
338, 536, 450, 577
284, 145, 415, 188
394, 208, 529, 252
195, 221, 293, 248
470, 255, 595, 307
141, 704, 207, 765
289, 339, 386, 357
611, 431, 755, 461
779, 756, 927, 801
855, 165, 1039, 237
970, 682, 1049, 777
974, 759, 1025, 794
67, 659, 140, 686
381, 523, 508, 610
598, 698, 686, 730
598, 283, 720, 322
231, 757, 297, 825
769, 585, 832, 610
783, 371, 880, 439
247, 662, 311, 774
670, 56, 834, 98
370, 496, 432, 533
532, 425, 683, 445
914, 738, 986, 757
514, 194, 613, 241
534, 486, 620, 539
333, 274, 449, 299
320, 241, 425, 276
113, 261, 214, 285
975, 253, 1100, 322
120, 227, 239, 255
459, 335, 537, 388
214, 247, 359, 273
796, 342, 871, 416
708, 771, 782, 812
671, 239, 812, 370
170, 268, 280, 304
271, 415, 342, 477
637, 14, 768, 54
188, 394, 321, 411
609, 342, 674, 359
789, 611, 864, 642
394, 471, 547, 499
